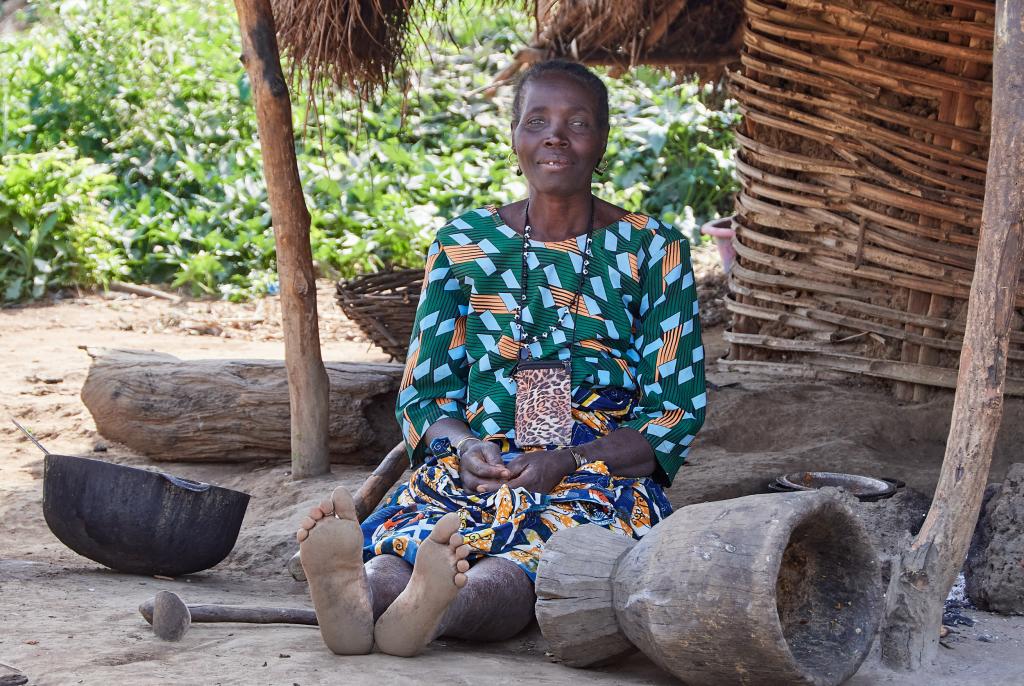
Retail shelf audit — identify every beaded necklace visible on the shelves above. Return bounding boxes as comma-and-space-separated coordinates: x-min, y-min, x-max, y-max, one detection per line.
513, 196, 595, 361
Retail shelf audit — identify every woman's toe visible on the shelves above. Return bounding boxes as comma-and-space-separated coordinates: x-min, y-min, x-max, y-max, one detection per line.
449, 533, 464, 548
456, 559, 470, 573
454, 572, 468, 588
455, 544, 471, 560
296, 528, 309, 543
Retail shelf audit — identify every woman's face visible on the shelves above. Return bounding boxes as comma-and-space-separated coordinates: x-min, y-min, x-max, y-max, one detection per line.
511, 73, 608, 197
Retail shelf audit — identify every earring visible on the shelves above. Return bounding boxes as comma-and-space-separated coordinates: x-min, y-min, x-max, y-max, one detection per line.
508, 150, 523, 176
594, 161, 607, 177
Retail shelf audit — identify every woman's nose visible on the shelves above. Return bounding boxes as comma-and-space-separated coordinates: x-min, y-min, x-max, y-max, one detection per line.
543, 133, 569, 147
543, 120, 570, 146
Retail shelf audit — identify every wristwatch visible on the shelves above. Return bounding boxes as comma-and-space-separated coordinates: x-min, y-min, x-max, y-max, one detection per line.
568, 446, 590, 470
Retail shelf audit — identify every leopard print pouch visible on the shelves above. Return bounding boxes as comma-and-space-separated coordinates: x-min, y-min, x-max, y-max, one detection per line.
513, 359, 574, 447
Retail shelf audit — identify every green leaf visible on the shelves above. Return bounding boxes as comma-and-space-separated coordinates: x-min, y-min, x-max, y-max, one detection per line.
4, 277, 23, 301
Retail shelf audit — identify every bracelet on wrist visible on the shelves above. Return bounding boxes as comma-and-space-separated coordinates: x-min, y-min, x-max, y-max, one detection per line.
568, 446, 589, 470
454, 436, 481, 456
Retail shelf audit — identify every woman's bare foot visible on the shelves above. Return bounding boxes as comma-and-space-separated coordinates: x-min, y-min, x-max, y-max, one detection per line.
372, 512, 471, 657
297, 486, 374, 655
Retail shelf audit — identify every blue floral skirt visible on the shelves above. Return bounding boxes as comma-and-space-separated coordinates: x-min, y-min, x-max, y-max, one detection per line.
360, 393, 673, 580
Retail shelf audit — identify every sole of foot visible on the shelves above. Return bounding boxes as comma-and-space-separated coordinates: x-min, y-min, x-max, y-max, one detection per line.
298, 486, 375, 655
372, 512, 471, 657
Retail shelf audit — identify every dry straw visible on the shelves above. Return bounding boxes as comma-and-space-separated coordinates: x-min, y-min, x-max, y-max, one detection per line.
272, 0, 746, 100
272, 0, 422, 102
488, 0, 744, 87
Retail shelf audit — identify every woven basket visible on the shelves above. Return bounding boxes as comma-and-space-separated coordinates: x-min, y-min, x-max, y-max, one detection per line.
723, 0, 1024, 398
335, 269, 422, 361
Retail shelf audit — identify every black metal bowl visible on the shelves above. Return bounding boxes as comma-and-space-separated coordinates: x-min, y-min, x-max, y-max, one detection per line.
43, 454, 250, 576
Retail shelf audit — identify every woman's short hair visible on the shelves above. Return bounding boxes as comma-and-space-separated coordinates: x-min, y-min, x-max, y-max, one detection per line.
511, 59, 610, 132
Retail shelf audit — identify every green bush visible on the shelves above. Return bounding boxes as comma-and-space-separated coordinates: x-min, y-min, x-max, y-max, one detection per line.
0, 0, 739, 301
0, 146, 121, 300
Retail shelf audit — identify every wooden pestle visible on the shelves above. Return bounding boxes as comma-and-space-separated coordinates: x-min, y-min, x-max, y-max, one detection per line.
140, 595, 317, 627
142, 442, 408, 636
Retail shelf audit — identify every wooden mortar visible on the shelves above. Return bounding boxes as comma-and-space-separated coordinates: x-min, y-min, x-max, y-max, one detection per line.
535, 490, 882, 685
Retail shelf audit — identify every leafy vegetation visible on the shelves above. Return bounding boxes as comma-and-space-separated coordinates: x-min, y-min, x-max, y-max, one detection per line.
0, 0, 739, 302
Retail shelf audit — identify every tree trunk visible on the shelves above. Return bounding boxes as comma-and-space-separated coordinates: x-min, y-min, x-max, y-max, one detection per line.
81, 349, 402, 463
233, 0, 330, 479
881, 0, 1024, 668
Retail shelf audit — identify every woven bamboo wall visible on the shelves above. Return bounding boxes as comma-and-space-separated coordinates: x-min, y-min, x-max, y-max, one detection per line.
726, 0, 1024, 397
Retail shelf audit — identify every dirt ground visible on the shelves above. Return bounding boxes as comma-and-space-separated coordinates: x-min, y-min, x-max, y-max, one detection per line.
2, 250, 1024, 685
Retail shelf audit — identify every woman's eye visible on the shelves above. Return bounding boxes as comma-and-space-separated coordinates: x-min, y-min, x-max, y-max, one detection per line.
527, 118, 544, 126
571, 120, 588, 128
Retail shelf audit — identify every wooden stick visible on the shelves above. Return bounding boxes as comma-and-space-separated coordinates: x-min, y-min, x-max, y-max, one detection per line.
812, 6, 992, 62
731, 68, 990, 154
782, 0, 995, 41
745, 30, 988, 100
109, 281, 182, 303
140, 597, 317, 626
728, 0, 1003, 388
882, 0, 1024, 667
723, 332, 1024, 395
642, 0, 688, 51
352, 441, 408, 521
913, 6, 988, 402
233, 0, 330, 479
934, 8, 989, 336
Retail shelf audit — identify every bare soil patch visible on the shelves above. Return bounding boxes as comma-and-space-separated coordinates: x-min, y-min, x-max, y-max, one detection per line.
1, 253, 1022, 684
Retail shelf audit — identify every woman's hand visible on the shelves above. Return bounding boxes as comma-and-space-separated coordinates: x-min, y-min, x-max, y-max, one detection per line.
505, 450, 576, 494
458, 439, 511, 494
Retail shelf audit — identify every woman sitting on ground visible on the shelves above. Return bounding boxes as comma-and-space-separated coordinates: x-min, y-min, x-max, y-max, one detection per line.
296, 59, 707, 658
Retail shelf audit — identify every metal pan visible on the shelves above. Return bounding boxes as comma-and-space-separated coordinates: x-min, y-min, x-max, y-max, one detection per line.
775, 471, 899, 502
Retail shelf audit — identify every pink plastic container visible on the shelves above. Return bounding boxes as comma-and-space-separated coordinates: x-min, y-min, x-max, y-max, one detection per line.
700, 216, 736, 274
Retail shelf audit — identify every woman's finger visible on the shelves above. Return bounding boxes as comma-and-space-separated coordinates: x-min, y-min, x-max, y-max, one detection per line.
479, 442, 505, 466
506, 474, 533, 491
464, 447, 510, 479
504, 455, 530, 478
474, 480, 505, 493
460, 471, 482, 493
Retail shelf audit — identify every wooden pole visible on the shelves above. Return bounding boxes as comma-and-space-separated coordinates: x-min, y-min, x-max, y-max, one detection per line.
233, 0, 330, 479
882, 0, 1024, 668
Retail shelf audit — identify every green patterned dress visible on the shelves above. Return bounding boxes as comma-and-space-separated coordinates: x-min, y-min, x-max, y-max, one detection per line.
359, 205, 706, 578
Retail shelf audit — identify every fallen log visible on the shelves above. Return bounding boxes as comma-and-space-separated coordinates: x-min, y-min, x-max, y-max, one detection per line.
80, 348, 403, 464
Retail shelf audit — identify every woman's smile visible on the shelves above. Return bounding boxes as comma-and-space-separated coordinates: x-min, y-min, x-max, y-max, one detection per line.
536, 155, 572, 170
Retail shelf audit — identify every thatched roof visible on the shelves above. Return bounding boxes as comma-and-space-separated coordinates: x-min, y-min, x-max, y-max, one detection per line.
271, 0, 745, 99
272, 0, 422, 101
514, 0, 744, 82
